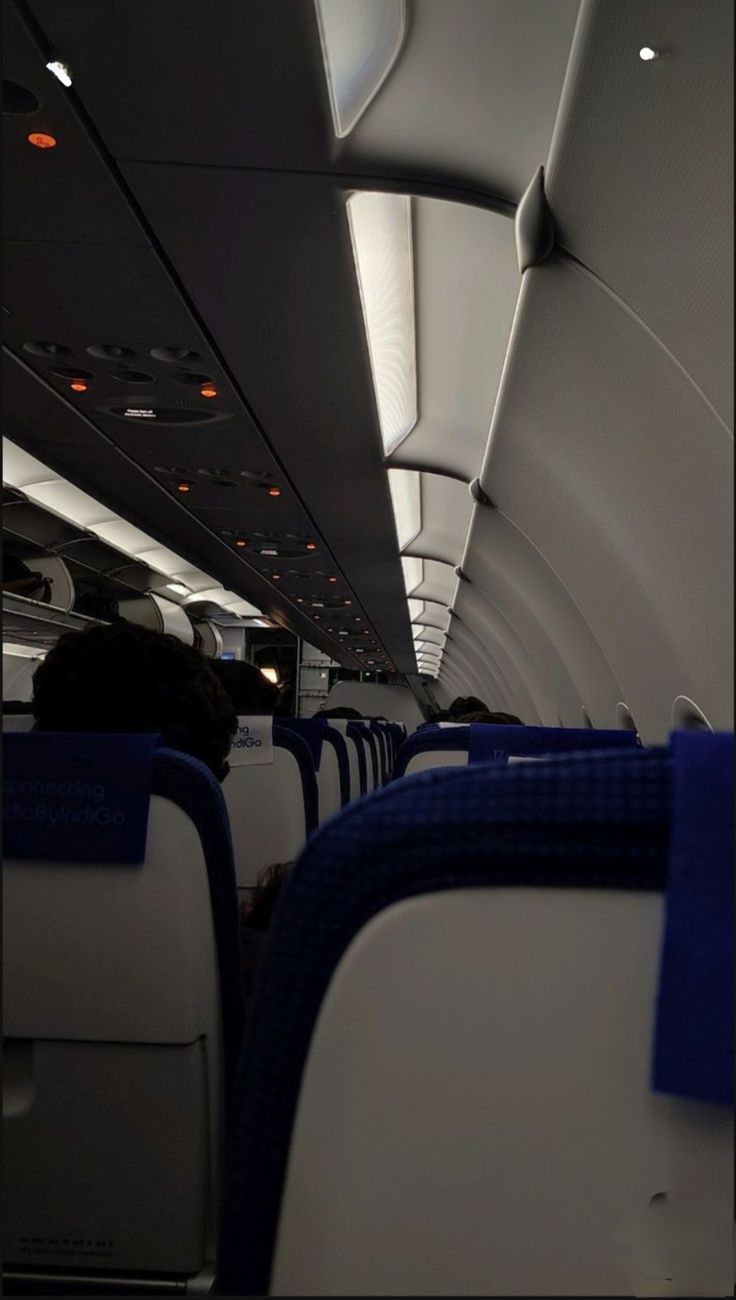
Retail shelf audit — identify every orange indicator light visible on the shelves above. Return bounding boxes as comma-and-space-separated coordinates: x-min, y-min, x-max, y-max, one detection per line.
177, 481, 193, 493
200, 385, 217, 398
235, 539, 247, 548
28, 132, 57, 149
267, 487, 281, 497
305, 541, 317, 551
70, 379, 87, 392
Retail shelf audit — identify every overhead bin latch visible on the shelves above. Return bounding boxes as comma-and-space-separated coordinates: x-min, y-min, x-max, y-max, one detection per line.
515, 166, 555, 273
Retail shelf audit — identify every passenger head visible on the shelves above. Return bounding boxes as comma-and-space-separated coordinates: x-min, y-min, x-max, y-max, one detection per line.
318, 706, 363, 719
31, 621, 237, 782
448, 696, 489, 719
210, 658, 278, 715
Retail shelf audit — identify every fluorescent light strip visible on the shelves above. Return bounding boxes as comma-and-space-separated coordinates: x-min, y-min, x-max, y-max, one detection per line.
401, 555, 423, 596
315, 0, 406, 139
348, 192, 417, 456
3, 641, 46, 658
2, 438, 262, 619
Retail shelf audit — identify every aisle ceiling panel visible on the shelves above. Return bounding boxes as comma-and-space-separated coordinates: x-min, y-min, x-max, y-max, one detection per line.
480, 256, 733, 737
388, 198, 520, 479
29, 0, 579, 203
547, 0, 733, 428
121, 164, 415, 670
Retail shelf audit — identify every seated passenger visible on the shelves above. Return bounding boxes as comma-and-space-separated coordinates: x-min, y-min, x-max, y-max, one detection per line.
448, 695, 489, 719
210, 657, 279, 715
31, 621, 236, 782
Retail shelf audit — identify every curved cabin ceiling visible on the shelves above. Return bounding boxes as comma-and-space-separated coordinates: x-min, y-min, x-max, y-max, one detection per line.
3, 0, 732, 740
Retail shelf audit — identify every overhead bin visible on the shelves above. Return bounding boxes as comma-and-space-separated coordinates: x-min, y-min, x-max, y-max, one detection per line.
118, 593, 194, 645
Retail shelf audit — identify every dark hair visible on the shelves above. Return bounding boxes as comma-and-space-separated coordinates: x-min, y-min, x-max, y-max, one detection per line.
241, 861, 292, 932
318, 706, 363, 719
3, 700, 34, 715
448, 696, 489, 719
428, 710, 450, 722
32, 621, 237, 781
210, 658, 278, 715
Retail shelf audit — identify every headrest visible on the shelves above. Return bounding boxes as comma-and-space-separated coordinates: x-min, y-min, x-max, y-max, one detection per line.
468, 724, 640, 763
653, 731, 733, 1105
278, 718, 328, 771
3, 731, 158, 863
230, 716, 275, 767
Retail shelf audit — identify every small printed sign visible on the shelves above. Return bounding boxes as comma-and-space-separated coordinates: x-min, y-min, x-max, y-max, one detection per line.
229, 717, 274, 767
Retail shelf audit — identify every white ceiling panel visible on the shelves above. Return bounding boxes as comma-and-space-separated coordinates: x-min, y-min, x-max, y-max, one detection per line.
343, 0, 581, 205
547, 0, 733, 429
405, 473, 473, 566
389, 198, 520, 479
481, 257, 733, 738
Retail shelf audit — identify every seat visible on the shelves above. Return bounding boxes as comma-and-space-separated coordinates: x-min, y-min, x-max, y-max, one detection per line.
278, 719, 350, 822
218, 734, 733, 1297
2, 713, 34, 732
394, 722, 641, 778
223, 718, 318, 894
317, 719, 364, 803
3, 732, 244, 1292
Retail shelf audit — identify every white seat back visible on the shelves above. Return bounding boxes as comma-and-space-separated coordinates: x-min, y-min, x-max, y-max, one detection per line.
405, 748, 468, 775
3, 794, 223, 1283
224, 718, 313, 892
272, 888, 733, 1297
2, 714, 34, 732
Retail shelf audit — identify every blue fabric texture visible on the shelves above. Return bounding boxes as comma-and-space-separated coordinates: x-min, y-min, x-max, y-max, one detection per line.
272, 724, 319, 837
278, 717, 327, 770
652, 731, 734, 1105
218, 748, 673, 1296
468, 723, 640, 764
4, 731, 158, 863
322, 730, 351, 807
394, 724, 640, 778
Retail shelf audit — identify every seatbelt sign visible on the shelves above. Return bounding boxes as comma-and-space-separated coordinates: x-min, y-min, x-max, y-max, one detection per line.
229, 717, 274, 767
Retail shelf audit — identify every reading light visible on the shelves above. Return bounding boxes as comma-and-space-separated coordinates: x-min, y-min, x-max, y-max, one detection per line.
46, 60, 72, 87
260, 666, 279, 685
297, 597, 304, 603
272, 573, 282, 580
328, 575, 338, 583
267, 487, 281, 498
344, 599, 352, 606
176, 481, 193, 493
28, 132, 57, 149
235, 538, 247, 548
639, 46, 660, 60
69, 380, 87, 393
305, 541, 317, 551
166, 582, 190, 597
200, 385, 217, 398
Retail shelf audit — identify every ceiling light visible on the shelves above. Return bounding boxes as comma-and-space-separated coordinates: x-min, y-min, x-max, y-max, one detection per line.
166, 582, 190, 597
347, 191, 417, 455
176, 481, 193, 493
70, 380, 87, 393
3, 437, 263, 622
387, 468, 421, 551
305, 541, 317, 551
314, 0, 406, 138
235, 538, 247, 548
200, 385, 217, 398
267, 487, 281, 498
260, 666, 279, 685
28, 132, 57, 149
328, 575, 338, 583
639, 46, 660, 60
401, 555, 423, 596
46, 60, 72, 86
